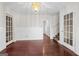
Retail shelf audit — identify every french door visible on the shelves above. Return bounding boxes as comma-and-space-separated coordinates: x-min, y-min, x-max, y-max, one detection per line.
64, 12, 73, 46
6, 16, 13, 43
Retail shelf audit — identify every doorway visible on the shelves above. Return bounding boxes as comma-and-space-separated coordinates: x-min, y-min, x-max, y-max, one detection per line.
6, 16, 13, 44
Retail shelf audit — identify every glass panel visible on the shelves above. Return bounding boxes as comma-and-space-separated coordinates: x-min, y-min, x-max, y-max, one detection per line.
6, 16, 13, 43
64, 12, 73, 46
70, 40, 73, 46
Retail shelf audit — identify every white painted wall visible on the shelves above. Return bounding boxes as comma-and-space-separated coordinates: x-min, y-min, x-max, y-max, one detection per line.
14, 14, 53, 40
50, 13, 59, 39
0, 3, 6, 51
59, 3, 79, 55
13, 13, 59, 40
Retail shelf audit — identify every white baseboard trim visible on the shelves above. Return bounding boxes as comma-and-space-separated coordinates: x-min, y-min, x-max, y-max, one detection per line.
0, 40, 15, 52
15, 39, 43, 41
58, 41, 79, 55
0, 47, 6, 52
6, 40, 15, 46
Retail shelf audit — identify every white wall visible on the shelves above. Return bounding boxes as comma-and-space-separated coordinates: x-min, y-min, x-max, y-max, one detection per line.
14, 13, 59, 40
14, 14, 53, 40
0, 3, 6, 51
74, 4, 79, 55
50, 13, 59, 39
59, 3, 79, 55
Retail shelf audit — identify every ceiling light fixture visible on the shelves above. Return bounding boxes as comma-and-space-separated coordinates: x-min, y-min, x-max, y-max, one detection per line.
32, 2, 40, 12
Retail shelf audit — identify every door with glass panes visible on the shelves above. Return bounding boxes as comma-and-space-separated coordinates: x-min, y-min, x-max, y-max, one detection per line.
6, 16, 13, 43
64, 12, 73, 46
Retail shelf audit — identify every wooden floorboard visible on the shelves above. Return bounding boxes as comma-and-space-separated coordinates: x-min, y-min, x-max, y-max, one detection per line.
0, 34, 77, 56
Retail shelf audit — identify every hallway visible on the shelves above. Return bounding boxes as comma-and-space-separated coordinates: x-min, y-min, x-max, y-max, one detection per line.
0, 2, 79, 56
0, 34, 77, 56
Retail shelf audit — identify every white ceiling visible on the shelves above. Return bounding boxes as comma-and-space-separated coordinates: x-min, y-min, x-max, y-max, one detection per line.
4, 2, 79, 15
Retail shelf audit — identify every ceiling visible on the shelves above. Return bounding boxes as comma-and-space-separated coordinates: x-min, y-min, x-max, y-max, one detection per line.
4, 2, 79, 15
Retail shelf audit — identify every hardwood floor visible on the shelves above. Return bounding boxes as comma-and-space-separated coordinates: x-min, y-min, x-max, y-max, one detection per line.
0, 34, 77, 56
